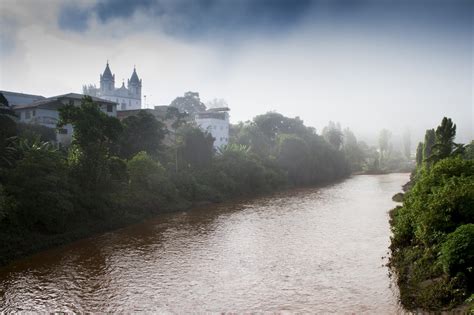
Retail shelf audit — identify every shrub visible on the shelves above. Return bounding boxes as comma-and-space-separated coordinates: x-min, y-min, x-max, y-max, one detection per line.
439, 224, 474, 286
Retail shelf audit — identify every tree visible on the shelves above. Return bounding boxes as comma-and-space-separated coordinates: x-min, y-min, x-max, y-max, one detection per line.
170, 91, 206, 116
0, 94, 17, 169
58, 96, 122, 193
126, 151, 177, 210
177, 126, 214, 169
119, 110, 167, 159
253, 112, 309, 143
431, 117, 457, 162
378, 129, 392, 162
16, 122, 56, 143
277, 134, 311, 185
322, 121, 343, 150
423, 129, 436, 162
416, 142, 423, 166
231, 122, 272, 158
403, 129, 411, 160
343, 128, 365, 171
5, 144, 73, 233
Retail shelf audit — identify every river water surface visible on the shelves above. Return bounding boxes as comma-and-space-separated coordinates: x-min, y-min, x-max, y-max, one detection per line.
0, 173, 408, 313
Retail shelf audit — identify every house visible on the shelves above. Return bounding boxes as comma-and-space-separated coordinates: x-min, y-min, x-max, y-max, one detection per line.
12, 93, 117, 144
0, 90, 45, 107
195, 107, 230, 149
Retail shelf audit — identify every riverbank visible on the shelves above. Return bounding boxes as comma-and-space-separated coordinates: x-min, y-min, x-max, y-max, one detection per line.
0, 176, 351, 268
0, 174, 407, 312
388, 158, 474, 312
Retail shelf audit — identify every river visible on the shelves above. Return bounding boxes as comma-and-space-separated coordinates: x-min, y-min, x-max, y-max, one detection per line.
0, 173, 408, 313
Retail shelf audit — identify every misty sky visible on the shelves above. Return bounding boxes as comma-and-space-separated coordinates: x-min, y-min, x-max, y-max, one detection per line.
0, 0, 472, 144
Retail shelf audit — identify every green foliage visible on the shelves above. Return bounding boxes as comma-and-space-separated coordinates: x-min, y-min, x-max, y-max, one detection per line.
109, 156, 128, 182
416, 142, 423, 166
322, 121, 343, 150
277, 134, 310, 185
390, 123, 474, 311
119, 110, 166, 159
464, 141, 474, 160
58, 96, 122, 193
5, 147, 73, 233
343, 128, 365, 172
16, 122, 56, 143
378, 129, 392, 161
433, 117, 457, 161
0, 105, 17, 169
127, 151, 177, 207
177, 125, 214, 170
1, 103, 355, 267
423, 129, 436, 163
440, 224, 474, 286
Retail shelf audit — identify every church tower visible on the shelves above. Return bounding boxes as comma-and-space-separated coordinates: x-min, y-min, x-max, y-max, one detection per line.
100, 61, 115, 95
127, 67, 142, 102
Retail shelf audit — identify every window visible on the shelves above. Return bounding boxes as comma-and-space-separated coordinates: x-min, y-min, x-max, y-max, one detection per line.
107, 104, 113, 112
32, 110, 36, 116
58, 128, 68, 134
25, 111, 31, 119
121, 104, 126, 110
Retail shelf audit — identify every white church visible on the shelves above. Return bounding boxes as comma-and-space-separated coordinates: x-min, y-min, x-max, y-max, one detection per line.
83, 62, 142, 111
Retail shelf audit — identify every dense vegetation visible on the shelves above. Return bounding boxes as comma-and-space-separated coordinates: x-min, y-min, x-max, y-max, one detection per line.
389, 117, 474, 311
0, 96, 361, 266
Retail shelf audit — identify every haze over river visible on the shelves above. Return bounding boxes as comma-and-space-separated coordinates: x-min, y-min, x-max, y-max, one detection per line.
0, 173, 408, 313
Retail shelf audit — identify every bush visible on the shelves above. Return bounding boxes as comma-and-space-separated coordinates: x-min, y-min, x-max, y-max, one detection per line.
127, 151, 177, 208
439, 224, 474, 286
5, 148, 73, 233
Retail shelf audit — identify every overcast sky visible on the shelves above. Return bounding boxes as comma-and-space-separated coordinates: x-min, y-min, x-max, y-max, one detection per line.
0, 0, 472, 144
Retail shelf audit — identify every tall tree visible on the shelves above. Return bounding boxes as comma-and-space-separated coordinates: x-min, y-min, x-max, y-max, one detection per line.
170, 92, 206, 116
423, 129, 436, 162
0, 93, 17, 169
378, 129, 392, 162
403, 129, 411, 160
119, 110, 166, 159
58, 96, 122, 193
432, 117, 457, 161
177, 126, 214, 169
322, 121, 343, 150
415, 142, 423, 166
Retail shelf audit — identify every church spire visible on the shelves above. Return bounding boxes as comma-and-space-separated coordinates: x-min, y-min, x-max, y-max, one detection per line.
102, 61, 113, 79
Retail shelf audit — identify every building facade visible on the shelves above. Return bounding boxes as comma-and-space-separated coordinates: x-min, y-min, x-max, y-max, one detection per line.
83, 62, 142, 111
13, 93, 117, 145
195, 107, 230, 149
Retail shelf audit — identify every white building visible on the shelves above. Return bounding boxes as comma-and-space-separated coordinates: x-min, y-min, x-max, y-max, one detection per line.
195, 107, 230, 149
12, 93, 117, 145
83, 62, 142, 111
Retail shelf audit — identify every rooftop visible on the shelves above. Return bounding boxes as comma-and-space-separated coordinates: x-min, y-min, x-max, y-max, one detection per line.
13, 93, 116, 110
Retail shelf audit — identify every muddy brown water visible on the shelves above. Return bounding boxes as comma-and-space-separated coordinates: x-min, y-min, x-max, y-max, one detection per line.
0, 173, 408, 313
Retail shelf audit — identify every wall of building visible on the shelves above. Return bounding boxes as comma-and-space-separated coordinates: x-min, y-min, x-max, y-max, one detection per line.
101, 95, 140, 111
195, 114, 229, 149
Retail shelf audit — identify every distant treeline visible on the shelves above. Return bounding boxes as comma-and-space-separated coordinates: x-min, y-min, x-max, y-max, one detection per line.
389, 117, 474, 311
1, 94, 407, 265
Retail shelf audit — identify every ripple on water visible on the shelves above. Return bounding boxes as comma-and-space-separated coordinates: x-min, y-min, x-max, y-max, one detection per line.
0, 173, 409, 313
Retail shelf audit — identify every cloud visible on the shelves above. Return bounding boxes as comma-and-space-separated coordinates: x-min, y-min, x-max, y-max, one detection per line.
1, 0, 472, 143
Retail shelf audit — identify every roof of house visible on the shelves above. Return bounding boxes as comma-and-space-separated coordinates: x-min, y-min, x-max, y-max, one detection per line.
12, 93, 116, 110
0, 90, 45, 106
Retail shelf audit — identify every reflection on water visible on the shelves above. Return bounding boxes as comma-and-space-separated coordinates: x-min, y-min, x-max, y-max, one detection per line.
0, 174, 408, 313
